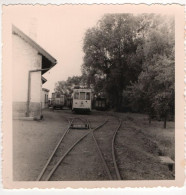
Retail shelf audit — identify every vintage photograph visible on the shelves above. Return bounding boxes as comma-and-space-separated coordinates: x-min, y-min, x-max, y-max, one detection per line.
2, 4, 185, 188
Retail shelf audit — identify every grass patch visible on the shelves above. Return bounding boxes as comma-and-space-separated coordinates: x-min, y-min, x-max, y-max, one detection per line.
113, 112, 175, 160
125, 113, 175, 160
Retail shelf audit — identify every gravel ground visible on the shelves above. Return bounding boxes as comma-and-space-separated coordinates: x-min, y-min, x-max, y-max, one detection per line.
13, 108, 174, 181
13, 109, 69, 181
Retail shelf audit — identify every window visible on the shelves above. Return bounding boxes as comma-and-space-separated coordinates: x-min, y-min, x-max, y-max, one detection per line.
80, 92, 86, 100
86, 92, 90, 100
74, 92, 79, 99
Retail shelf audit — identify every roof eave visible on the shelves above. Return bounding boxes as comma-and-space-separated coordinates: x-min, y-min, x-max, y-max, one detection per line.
41, 76, 47, 84
12, 25, 57, 66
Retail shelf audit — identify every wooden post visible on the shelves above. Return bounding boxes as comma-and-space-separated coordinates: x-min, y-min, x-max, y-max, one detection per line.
164, 113, 167, 129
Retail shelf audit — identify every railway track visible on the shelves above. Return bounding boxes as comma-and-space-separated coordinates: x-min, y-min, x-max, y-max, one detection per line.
91, 117, 122, 180
36, 117, 108, 181
36, 118, 73, 181
36, 115, 122, 181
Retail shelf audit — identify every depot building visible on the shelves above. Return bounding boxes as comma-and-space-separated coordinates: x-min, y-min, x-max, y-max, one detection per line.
12, 25, 57, 119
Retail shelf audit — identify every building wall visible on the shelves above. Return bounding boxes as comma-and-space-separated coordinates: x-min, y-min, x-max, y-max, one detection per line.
42, 89, 49, 109
12, 33, 42, 118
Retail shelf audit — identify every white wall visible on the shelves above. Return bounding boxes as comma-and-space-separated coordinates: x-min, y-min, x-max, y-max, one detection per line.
12, 34, 42, 103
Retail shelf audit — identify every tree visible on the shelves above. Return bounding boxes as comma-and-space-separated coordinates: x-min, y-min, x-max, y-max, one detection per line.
54, 76, 86, 96
82, 14, 143, 110
128, 15, 175, 128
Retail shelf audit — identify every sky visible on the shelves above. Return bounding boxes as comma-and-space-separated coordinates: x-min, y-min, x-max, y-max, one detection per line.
9, 5, 107, 95
7, 5, 174, 96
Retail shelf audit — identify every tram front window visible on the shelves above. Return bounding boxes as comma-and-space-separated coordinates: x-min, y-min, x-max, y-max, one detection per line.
86, 92, 90, 100
74, 92, 79, 99
80, 92, 86, 100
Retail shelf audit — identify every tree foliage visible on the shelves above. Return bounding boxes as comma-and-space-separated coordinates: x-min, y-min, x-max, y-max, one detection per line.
127, 15, 175, 127
55, 76, 85, 96
83, 14, 144, 110
82, 13, 175, 127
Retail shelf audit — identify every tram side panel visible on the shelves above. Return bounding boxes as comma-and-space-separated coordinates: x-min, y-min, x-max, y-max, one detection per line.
94, 97, 107, 111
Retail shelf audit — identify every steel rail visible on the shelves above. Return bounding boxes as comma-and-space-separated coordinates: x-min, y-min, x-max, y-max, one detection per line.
45, 120, 108, 181
111, 119, 122, 180
91, 130, 113, 180
36, 119, 73, 181
74, 117, 88, 125
61, 116, 71, 125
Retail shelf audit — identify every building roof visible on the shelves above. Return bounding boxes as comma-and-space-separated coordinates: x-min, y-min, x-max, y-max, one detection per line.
12, 25, 57, 74
41, 76, 47, 84
42, 88, 50, 92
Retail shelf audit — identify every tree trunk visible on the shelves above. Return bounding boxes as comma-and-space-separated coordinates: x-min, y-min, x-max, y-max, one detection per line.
164, 114, 167, 129
148, 109, 152, 125
116, 93, 122, 112
148, 116, 151, 125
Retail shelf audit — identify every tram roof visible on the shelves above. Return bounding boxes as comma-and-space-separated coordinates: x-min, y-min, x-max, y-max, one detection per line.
73, 88, 91, 92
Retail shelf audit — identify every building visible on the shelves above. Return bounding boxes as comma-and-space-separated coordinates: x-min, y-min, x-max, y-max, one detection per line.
42, 88, 49, 109
12, 25, 57, 119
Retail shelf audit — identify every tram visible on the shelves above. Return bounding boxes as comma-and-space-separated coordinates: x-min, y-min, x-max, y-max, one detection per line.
72, 88, 92, 113
52, 92, 65, 110
94, 97, 108, 111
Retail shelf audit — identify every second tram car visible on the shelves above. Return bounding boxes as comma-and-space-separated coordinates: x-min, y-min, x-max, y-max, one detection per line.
72, 88, 92, 113
52, 92, 65, 110
94, 97, 107, 111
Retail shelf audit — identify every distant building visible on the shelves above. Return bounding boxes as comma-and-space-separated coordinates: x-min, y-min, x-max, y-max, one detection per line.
12, 25, 57, 119
42, 88, 49, 109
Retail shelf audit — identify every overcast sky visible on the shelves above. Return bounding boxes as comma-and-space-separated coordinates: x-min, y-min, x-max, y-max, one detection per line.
7, 5, 174, 96
9, 5, 108, 95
